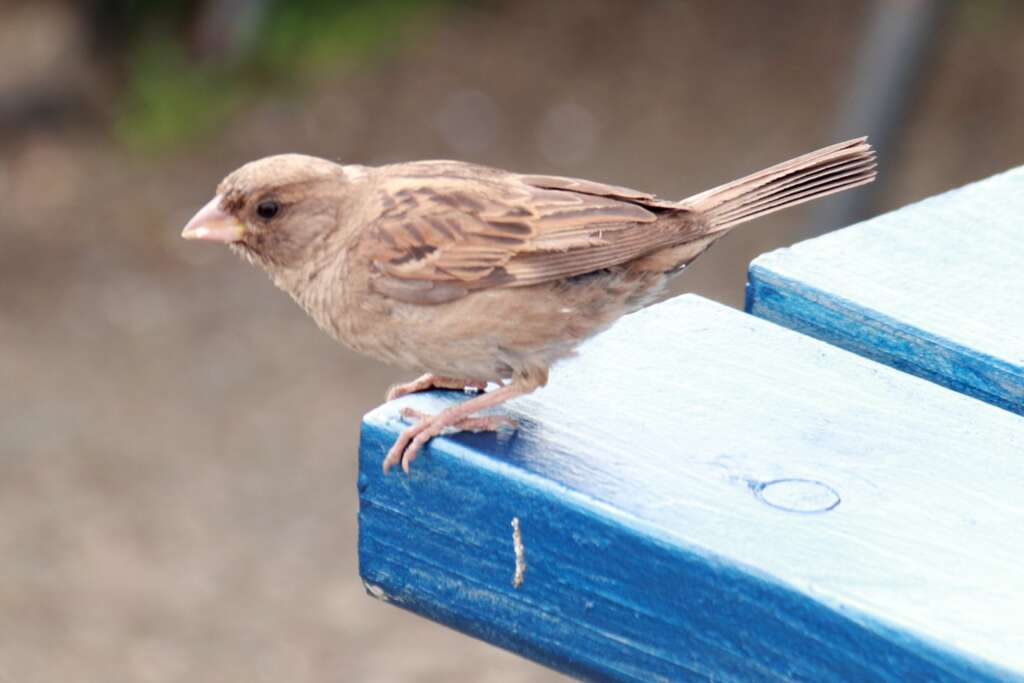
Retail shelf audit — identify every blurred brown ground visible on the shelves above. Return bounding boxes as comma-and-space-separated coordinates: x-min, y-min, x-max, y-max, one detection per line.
2, 1, 1023, 681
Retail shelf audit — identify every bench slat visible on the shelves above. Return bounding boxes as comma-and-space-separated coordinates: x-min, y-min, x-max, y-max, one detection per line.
747, 166, 1024, 415
358, 295, 1024, 682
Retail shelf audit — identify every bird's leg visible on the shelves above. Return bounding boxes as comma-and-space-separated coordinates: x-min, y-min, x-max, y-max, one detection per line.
382, 380, 534, 474
386, 373, 488, 401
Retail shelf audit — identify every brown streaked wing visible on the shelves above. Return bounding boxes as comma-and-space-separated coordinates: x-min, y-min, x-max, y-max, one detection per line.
359, 170, 685, 305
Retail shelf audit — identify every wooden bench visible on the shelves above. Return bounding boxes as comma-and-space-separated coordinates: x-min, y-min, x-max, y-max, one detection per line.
748, 165, 1024, 416
357, 167, 1024, 682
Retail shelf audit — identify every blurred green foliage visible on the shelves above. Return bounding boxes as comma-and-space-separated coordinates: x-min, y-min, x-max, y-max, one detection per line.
258, 0, 433, 72
117, 40, 243, 151
113, 0, 449, 151
957, 0, 1013, 31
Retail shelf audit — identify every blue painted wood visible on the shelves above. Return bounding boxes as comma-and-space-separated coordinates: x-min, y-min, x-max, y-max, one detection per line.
746, 166, 1024, 415
357, 295, 1024, 682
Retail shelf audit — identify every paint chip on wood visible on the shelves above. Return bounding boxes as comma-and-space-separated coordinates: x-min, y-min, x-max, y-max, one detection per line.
364, 581, 388, 601
511, 516, 526, 589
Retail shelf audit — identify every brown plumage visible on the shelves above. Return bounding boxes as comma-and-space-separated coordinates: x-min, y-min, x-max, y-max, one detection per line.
182, 138, 876, 473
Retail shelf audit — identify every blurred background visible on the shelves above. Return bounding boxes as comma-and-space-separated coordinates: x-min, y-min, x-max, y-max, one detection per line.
2, 0, 1023, 681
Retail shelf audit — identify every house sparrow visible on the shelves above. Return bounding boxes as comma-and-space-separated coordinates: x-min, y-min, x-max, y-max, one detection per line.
182, 138, 875, 473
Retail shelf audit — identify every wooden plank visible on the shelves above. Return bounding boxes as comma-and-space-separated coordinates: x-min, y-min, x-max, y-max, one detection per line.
357, 295, 1024, 682
746, 166, 1024, 415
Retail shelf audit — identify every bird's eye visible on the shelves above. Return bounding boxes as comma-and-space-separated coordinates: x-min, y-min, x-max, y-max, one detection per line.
256, 200, 280, 220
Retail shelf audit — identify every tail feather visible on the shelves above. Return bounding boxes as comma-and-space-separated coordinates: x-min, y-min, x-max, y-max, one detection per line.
681, 138, 876, 231
710, 154, 875, 221
710, 158, 875, 227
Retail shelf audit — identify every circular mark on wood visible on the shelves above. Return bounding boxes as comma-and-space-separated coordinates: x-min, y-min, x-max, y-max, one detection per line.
751, 478, 840, 514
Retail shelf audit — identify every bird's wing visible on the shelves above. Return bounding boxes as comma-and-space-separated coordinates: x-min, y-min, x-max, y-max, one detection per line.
358, 170, 692, 305
514, 173, 677, 206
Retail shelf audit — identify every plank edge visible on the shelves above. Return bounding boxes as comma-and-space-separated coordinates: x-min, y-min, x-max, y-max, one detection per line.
745, 261, 1023, 415
357, 410, 1019, 682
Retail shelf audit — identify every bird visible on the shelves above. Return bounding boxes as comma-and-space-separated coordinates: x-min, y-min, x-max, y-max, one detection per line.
182, 138, 876, 473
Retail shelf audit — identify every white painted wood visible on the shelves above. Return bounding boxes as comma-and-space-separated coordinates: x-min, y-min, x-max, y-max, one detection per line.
749, 165, 1024, 412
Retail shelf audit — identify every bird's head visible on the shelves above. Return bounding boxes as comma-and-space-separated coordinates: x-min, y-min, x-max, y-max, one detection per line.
182, 154, 355, 270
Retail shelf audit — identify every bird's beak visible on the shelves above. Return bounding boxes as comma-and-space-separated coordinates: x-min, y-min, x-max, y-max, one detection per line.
181, 195, 246, 243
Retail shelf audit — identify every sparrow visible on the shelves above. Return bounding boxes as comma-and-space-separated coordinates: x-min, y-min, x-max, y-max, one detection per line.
182, 138, 875, 473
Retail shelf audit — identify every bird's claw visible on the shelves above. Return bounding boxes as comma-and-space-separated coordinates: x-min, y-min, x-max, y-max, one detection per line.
400, 407, 516, 433
398, 407, 430, 421
381, 409, 517, 474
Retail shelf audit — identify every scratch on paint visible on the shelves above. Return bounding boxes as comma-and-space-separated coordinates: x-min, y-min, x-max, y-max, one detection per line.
511, 517, 526, 589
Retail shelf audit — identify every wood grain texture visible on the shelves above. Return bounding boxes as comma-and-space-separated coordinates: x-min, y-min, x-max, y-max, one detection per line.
358, 295, 1024, 682
746, 165, 1024, 414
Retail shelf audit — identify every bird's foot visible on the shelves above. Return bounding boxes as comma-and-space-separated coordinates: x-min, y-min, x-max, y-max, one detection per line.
400, 407, 517, 433
386, 373, 488, 402
381, 408, 517, 474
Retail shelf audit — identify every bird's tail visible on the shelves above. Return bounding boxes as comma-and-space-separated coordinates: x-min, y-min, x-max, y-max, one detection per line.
680, 138, 876, 232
